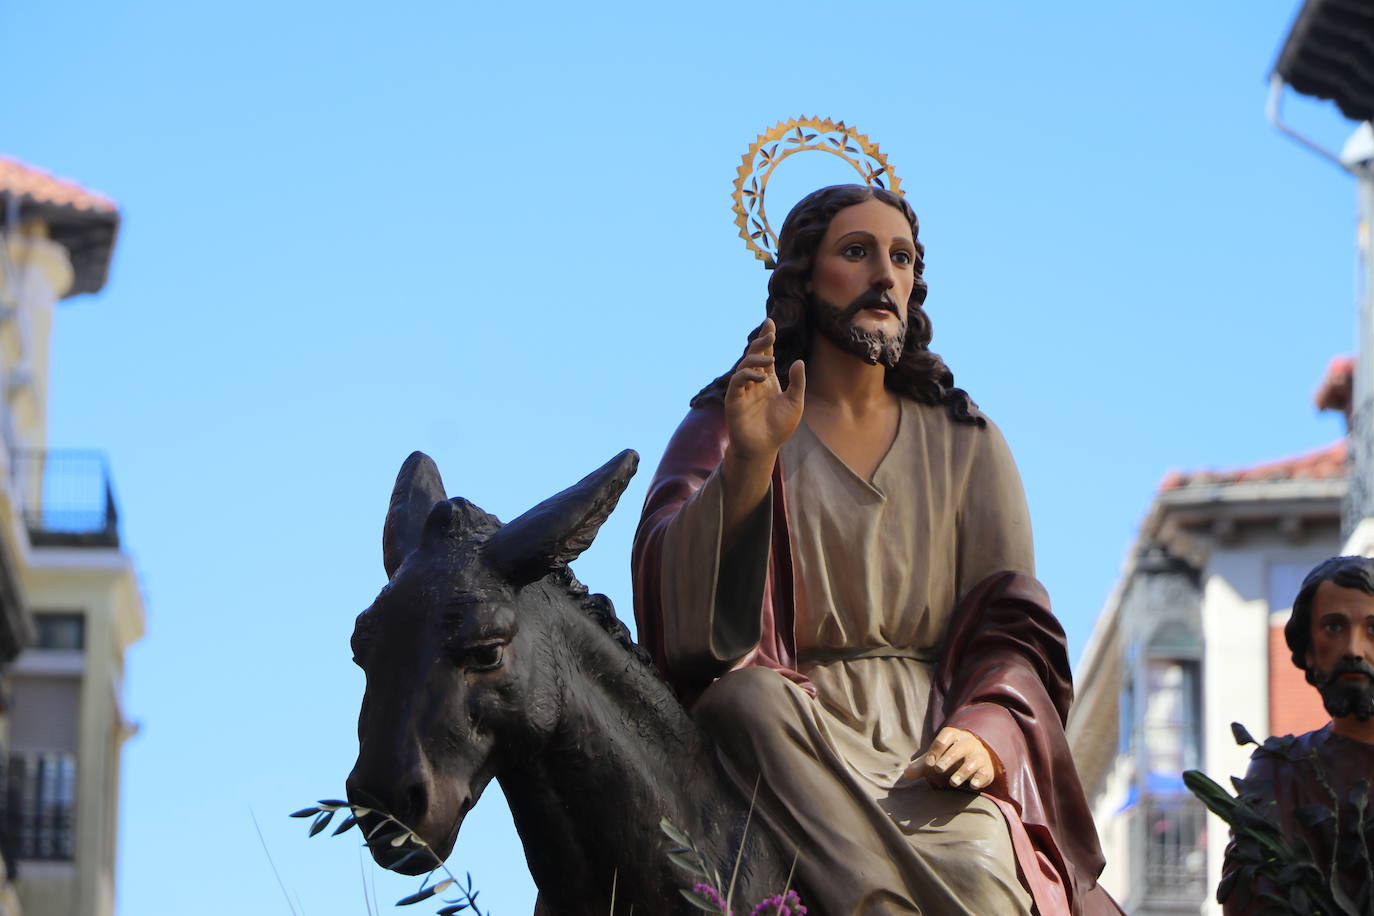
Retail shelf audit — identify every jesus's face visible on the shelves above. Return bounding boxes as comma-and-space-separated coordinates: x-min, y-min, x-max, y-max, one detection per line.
807, 198, 919, 367
1307, 580, 1374, 721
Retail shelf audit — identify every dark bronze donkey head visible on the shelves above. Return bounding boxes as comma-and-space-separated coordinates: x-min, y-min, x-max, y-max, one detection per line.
346, 449, 639, 874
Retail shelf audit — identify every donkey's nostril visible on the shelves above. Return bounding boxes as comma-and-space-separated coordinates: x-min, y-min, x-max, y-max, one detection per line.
401, 782, 427, 829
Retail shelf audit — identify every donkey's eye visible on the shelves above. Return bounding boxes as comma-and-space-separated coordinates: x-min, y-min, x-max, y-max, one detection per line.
462, 642, 505, 672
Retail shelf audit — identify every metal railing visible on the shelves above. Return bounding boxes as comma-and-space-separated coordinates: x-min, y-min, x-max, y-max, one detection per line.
1141, 792, 1208, 904
9, 450, 119, 548
5, 750, 75, 862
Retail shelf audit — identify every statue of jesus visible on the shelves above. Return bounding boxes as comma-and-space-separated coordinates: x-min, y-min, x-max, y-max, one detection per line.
632, 184, 1119, 914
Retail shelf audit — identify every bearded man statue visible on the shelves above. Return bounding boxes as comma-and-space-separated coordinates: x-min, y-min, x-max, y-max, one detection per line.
1220, 554, 1374, 914
632, 184, 1119, 915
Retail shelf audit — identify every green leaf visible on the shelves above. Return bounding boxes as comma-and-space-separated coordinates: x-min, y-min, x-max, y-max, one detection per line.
367, 820, 402, 840
1232, 721, 1259, 747
1183, 770, 1239, 821
668, 849, 707, 877
396, 885, 440, 906
1327, 872, 1362, 916
309, 810, 335, 837
659, 817, 694, 849
332, 814, 359, 836
1276, 862, 1317, 884
290, 806, 321, 818
678, 888, 722, 913
436, 906, 469, 915
317, 798, 348, 808
1295, 804, 1333, 827
1216, 869, 1238, 904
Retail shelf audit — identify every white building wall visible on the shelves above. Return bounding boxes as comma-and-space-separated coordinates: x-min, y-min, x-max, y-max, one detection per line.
1091, 754, 1134, 903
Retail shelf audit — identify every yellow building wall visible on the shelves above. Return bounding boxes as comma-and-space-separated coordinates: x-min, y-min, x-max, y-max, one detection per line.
13, 556, 142, 916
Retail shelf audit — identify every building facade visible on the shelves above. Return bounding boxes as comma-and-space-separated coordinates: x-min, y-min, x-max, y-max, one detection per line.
1069, 425, 1347, 913
0, 158, 144, 916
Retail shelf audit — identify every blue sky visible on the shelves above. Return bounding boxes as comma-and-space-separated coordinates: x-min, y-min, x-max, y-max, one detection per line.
0, 1, 1362, 912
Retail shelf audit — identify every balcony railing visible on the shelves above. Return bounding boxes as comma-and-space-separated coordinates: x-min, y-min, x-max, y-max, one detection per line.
1141, 792, 1208, 904
9, 450, 119, 548
5, 750, 76, 862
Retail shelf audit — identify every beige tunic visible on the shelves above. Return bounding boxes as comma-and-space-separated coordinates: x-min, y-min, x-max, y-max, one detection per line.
673, 399, 1036, 915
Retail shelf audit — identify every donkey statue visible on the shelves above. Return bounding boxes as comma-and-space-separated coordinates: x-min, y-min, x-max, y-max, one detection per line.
345, 450, 792, 914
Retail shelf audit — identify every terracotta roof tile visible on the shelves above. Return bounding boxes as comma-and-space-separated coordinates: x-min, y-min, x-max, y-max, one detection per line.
0, 156, 119, 296
1159, 440, 1347, 491
0, 157, 117, 214
1315, 355, 1354, 414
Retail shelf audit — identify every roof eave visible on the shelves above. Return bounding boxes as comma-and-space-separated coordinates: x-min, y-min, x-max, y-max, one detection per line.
4, 195, 120, 298
1273, 0, 1374, 123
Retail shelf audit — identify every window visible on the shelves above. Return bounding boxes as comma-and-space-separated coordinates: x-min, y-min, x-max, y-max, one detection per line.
7, 751, 76, 860
6, 674, 79, 861
33, 613, 83, 651
1144, 658, 1201, 777
1119, 677, 1134, 755
1136, 620, 1207, 905
1269, 562, 1312, 615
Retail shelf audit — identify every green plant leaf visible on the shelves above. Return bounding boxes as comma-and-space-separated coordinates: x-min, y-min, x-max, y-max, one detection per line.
290, 806, 321, 818
660, 817, 693, 849
678, 888, 722, 913
1216, 868, 1238, 904
396, 884, 440, 906
1231, 722, 1259, 747
317, 798, 348, 808
309, 810, 335, 837
1295, 804, 1333, 827
668, 849, 708, 878
367, 821, 403, 841
1327, 873, 1362, 916
1183, 770, 1239, 820
331, 813, 359, 836
436, 906, 469, 915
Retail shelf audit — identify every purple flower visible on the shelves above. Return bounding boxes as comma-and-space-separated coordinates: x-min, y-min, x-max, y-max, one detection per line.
748, 890, 807, 916
693, 882, 730, 915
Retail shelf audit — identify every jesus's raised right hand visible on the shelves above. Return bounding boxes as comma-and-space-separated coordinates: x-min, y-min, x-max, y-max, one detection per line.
719, 319, 805, 546
723, 318, 806, 464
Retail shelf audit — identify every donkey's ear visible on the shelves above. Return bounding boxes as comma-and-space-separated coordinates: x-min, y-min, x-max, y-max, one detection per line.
383, 451, 448, 578
485, 450, 638, 587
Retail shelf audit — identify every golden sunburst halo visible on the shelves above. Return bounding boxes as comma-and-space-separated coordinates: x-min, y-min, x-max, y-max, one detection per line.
731, 116, 903, 269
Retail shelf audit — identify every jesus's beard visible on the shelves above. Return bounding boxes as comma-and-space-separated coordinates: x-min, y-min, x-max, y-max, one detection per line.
810, 291, 908, 369
1314, 657, 1374, 721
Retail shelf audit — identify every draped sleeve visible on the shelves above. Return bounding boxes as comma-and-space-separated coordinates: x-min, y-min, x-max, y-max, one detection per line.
631, 406, 805, 703
955, 416, 1035, 600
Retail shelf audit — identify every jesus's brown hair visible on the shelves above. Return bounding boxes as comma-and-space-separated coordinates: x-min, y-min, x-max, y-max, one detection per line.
691, 184, 982, 427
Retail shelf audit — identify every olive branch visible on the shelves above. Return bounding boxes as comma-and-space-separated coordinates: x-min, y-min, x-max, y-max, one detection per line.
659, 779, 805, 916
291, 800, 488, 915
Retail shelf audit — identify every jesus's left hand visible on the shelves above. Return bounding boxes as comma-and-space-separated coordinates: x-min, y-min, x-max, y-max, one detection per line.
903, 727, 1002, 791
